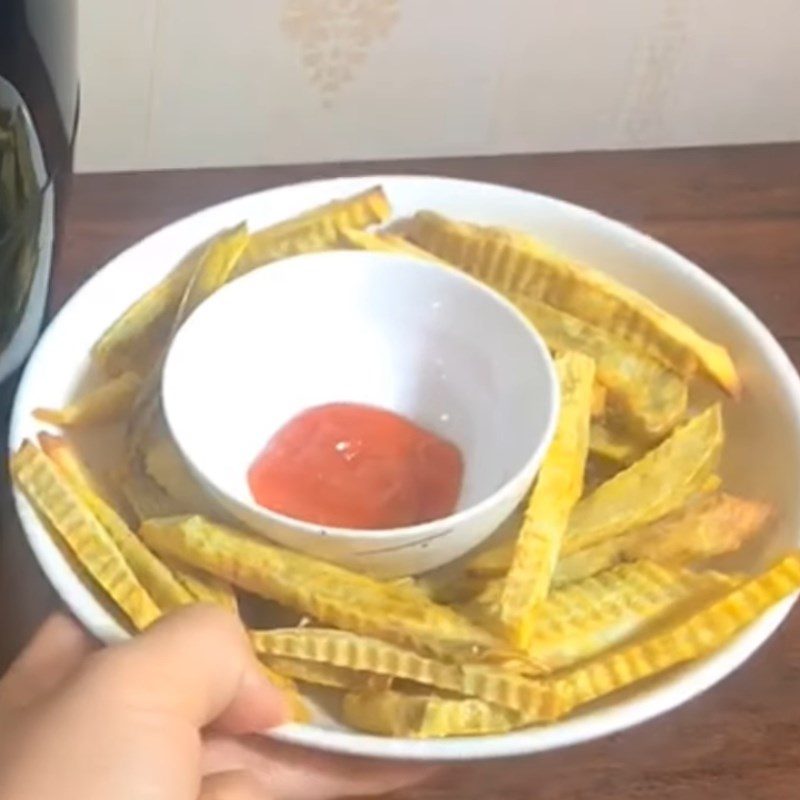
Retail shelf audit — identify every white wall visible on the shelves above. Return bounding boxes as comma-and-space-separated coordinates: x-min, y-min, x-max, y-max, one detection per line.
75, 0, 800, 173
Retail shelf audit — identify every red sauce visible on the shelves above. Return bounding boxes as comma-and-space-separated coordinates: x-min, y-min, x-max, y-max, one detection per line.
247, 402, 463, 529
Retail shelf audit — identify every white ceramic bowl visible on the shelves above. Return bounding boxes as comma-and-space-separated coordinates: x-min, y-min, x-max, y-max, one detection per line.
9, 175, 800, 762
162, 250, 559, 578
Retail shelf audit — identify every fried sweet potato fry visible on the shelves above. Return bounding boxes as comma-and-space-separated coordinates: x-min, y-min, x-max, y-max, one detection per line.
466, 540, 516, 578
465, 562, 739, 669
250, 628, 548, 710
466, 480, 752, 584
34, 372, 142, 428
260, 654, 393, 691
557, 492, 772, 585
501, 352, 595, 647
562, 404, 724, 555
590, 382, 607, 419
11, 442, 161, 630
344, 555, 800, 736
238, 186, 391, 274
339, 226, 448, 263
407, 211, 739, 394
143, 435, 220, 515
556, 553, 800, 713
164, 558, 238, 612
513, 297, 688, 438
258, 663, 311, 723
38, 434, 194, 612
141, 516, 513, 663
342, 689, 544, 738
90, 235, 210, 377
121, 463, 183, 523
589, 421, 647, 465
172, 222, 249, 328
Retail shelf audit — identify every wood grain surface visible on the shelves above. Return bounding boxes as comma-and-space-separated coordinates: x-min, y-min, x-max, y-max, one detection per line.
2, 143, 799, 799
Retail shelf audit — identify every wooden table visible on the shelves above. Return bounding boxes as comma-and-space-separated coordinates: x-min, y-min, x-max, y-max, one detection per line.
2, 143, 800, 798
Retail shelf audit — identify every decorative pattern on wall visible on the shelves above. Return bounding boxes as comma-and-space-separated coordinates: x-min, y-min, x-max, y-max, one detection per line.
622, 0, 690, 144
282, 0, 400, 103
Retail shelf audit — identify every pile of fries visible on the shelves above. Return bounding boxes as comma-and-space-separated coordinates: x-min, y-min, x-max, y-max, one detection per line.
12, 186, 800, 738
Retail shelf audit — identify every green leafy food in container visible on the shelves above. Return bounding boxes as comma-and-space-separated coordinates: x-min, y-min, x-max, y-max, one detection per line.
0, 106, 42, 350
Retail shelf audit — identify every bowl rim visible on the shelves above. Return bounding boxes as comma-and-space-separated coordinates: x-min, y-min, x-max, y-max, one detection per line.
162, 249, 561, 541
9, 173, 800, 761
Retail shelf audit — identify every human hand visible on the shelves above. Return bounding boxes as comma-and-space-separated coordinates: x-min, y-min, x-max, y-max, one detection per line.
0, 607, 435, 800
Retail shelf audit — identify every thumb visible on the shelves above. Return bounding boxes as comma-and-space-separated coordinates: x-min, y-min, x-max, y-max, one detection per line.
199, 771, 267, 800
87, 604, 287, 733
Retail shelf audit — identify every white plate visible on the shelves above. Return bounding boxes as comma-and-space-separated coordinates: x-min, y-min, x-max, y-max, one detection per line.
9, 175, 800, 761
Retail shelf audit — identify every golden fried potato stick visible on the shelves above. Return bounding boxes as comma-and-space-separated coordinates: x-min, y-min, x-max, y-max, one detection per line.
141, 516, 513, 663
514, 297, 688, 438
338, 226, 448, 264
466, 540, 516, 578
238, 185, 391, 274
121, 463, 183, 523
171, 222, 249, 328
562, 404, 724, 555
143, 435, 221, 516
557, 492, 771, 585
257, 663, 311, 723
250, 628, 548, 711
590, 382, 607, 419
500, 352, 595, 648
466, 480, 755, 583
164, 558, 238, 613
344, 553, 800, 737
556, 552, 800, 712
407, 211, 739, 394
260, 654, 393, 691
11, 442, 161, 630
37, 433, 195, 613
90, 234, 211, 377
341, 689, 544, 738
465, 561, 739, 669
33, 372, 142, 428
589, 421, 647, 465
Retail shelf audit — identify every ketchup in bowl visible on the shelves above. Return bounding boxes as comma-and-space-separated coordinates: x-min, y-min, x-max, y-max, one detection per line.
247, 402, 463, 530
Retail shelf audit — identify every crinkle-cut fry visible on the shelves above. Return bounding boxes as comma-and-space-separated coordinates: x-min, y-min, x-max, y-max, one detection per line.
164, 558, 238, 612
38, 433, 195, 612
11, 442, 161, 630
257, 663, 311, 723
591, 382, 607, 419
261, 654, 393, 691
563, 404, 724, 555
501, 352, 595, 648
556, 553, 800, 714
90, 235, 207, 377
466, 479, 738, 584
514, 296, 688, 438
121, 464, 183, 523
143, 435, 221, 515
407, 211, 739, 394
467, 540, 515, 578
33, 372, 142, 428
337, 226, 406, 254
341, 690, 553, 738
590, 421, 647, 466
172, 222, 249, 328
526, 562, 739, 669
339, 226, 449, 264
141, 516, 511, 663
557, 492, 772, 586
237, 185, 391, 274
378, 233, 449, 263
250, 628, 548, 711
